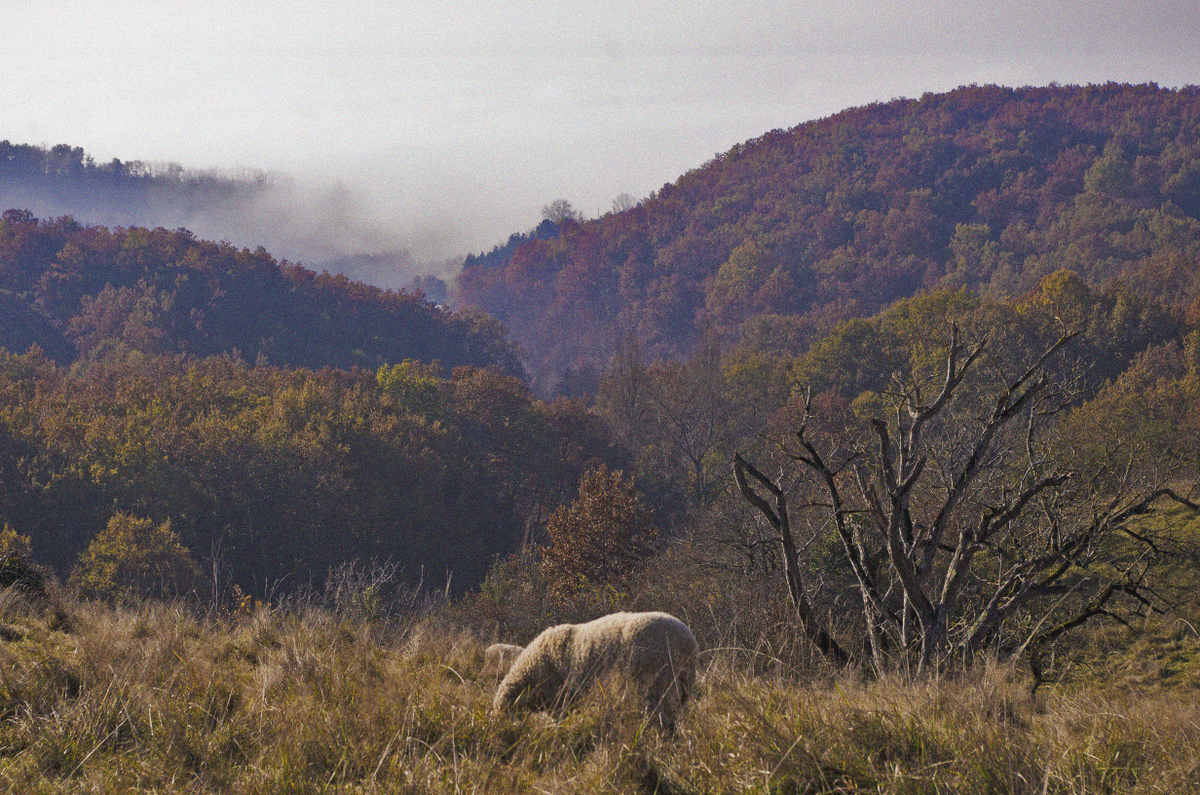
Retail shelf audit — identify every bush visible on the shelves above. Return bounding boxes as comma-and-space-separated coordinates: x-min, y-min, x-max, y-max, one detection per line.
0, 551, 48, 600
0, 524, 32, 557
69, 513, 202, 601
540, 465, 657, 604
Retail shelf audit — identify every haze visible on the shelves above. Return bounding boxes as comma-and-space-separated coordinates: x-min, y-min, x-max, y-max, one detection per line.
5, 0, 1199, 282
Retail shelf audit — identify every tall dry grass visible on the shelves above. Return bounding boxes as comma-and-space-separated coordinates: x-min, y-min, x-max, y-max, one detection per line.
2, 583, 1200, 793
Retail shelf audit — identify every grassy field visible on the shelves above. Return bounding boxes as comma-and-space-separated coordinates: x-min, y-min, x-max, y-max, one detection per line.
2, 585, 1200, 794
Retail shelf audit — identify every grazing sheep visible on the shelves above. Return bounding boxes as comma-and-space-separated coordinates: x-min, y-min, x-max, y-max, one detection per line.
493, 611, 697, 731
483, 642, 524, 679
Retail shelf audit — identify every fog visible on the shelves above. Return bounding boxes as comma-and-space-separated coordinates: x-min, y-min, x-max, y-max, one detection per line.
0, 166, 436, 290
5, 0, 1199, 283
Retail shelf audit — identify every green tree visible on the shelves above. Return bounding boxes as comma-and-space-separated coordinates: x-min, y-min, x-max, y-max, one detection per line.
704, 238, 778, 330
376, 360, 443, 420
1084, 139, 1134, 198
70, 513, 202, 601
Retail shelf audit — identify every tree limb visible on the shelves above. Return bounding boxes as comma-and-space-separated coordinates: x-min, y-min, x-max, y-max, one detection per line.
733, 453, 853, 667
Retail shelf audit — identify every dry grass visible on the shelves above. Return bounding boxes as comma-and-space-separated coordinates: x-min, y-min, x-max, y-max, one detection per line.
2, 587, 1200, 793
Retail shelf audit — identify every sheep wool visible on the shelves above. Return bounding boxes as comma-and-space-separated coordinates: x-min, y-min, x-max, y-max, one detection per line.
493, 611, 698, 730
483, 643, 524, 679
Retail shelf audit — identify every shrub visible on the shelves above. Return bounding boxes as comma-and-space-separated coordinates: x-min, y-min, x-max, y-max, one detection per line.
0, 523, 32, 557
70, 513, 202, 601
540, 465, 657, 604
0, 552, 48, 600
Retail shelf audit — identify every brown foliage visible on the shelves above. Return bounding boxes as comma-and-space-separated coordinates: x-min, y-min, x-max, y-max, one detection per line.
458, 83, 1200, 382
540, 465, 657, 602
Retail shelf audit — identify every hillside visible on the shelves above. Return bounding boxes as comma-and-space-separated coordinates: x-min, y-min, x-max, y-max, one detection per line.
0, 210, 522, 376
456, 83, 1200, 391
0, 289, 74, 364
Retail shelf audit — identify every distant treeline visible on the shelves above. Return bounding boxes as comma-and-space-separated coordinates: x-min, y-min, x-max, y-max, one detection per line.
0, 141, 287, 263
0, 140, 268, 190
0, 141, 418, 271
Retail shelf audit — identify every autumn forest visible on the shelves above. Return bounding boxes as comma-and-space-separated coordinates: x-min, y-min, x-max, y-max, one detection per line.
3, 82, 1200, 655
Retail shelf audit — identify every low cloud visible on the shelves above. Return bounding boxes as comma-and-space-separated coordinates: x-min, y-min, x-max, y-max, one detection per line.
0, 167, 452, 291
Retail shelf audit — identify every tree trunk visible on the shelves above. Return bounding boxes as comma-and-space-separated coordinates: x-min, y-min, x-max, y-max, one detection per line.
733, 454, 853, 668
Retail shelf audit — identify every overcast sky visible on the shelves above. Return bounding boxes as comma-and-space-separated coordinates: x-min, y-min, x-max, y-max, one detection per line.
4, 0, 1200, 271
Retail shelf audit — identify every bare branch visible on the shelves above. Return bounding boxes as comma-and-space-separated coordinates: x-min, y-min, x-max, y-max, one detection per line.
739, 319, 1196, 675
788, 431, 902, 633
733, 453, 853, 667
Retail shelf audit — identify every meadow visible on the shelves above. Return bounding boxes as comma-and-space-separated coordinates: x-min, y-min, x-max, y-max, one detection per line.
2, 579, 1199, 794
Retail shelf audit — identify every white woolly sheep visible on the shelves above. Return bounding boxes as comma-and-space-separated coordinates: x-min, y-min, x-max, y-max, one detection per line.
492, 611, 698, 731
483, 642, 524, 679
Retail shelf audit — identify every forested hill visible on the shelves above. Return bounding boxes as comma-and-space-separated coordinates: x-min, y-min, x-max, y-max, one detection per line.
456, 83, 1200, 391
0, 211, 522, 375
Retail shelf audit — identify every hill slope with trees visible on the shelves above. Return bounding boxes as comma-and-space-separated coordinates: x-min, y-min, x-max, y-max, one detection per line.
0, 210, 521, 375
2, 84, 1199, 667
456, 83, 1200, 391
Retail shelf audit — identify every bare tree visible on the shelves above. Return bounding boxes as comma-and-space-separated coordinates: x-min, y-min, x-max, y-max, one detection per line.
610, 192, 638, 213
599, 334, 750, 511
649, 336, 747, 510
733, 453, 852, 666
541, 198, 582, 224
736, 324, 1199, 675
596, 334, 652, 452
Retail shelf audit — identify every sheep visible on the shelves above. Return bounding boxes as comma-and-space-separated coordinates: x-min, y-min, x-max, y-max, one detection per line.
483, 642, 524, 679
493, 611, 697, 732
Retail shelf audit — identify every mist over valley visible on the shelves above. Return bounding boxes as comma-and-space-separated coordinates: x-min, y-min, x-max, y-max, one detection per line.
0, 143, 458, 292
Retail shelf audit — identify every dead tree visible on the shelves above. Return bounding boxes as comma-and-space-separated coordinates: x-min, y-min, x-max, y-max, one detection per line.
736, 325, 1199, 675
733, 453, 852, 666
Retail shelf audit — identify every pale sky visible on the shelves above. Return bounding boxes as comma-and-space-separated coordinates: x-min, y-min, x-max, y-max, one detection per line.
4, 0, 1199, 274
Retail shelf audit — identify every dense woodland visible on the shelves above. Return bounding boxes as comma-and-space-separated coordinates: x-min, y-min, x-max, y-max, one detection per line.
0, 211, 520, 374
459, 82, 1200, 392
0, 84, 1198, 663
0, 350, 624, 593
0, 208, 540, 595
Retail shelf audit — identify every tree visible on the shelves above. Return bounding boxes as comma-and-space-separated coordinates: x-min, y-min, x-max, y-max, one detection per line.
735, 324, 1200, 675
541, 199, 582, 224
70, 513, 202, 601
540, 464, 657, 601
732, 452, 853, 666
598, 334, 749, 514
704, 238, 779, 330
376, 359, 443, 420
648, 336, 747, 510
596, 334, 652, 453
610, 193, 638, 213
